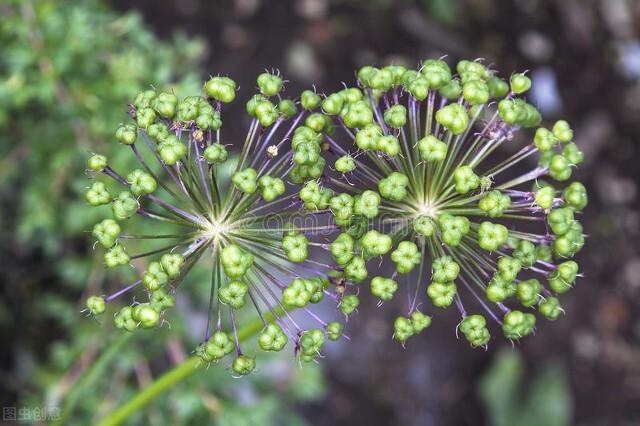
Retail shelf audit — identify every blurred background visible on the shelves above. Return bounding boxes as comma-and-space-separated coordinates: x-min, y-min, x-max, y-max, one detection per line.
1, 0, 639, 424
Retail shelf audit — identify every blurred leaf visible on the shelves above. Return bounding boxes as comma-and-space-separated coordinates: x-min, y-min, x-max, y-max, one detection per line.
478, 349, 572, 426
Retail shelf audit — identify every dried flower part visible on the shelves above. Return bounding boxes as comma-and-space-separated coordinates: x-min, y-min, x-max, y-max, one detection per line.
303, 58, 586, 348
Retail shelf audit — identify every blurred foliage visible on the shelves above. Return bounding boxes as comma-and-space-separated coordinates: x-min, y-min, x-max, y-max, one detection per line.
0, 0, 203, 255
478, 349, 571, 426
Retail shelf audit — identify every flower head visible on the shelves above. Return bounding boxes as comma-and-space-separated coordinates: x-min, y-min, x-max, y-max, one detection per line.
84, 72, 348, 374
304, 58, 586, 348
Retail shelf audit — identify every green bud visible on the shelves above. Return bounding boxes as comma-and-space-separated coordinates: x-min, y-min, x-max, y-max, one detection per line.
133, 303, 160, 329
462, 79, 490, 105
282, 232, 309, 263
432, 256, 460, 282
345, 256, 368, 283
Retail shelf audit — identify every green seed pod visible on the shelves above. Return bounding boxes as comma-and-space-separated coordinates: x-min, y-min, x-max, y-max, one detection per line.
232, 168, 258, 194
204, 143, 228, 163
552, 120, 573, 143
127, 169, 157, 196
453, 165, 480, 194
335, 155, 356, 173
393, 316, 414, 343
378, 172, 409, 201
459, 314, 490, 348
326, 321, 344, 341
116, 123, 138, 145
232, 355, 256, 375
88, 154, 108, 171
301, 90, 322, 110
219, 280, 249, 309
418, 135, 448, 162
345, 256, 368, 283
539, 297, 562, 320
86, 295, 106, 315
411, 311, 432, 333
86, 181, 111, 206
510, 73, 531, 94
516, 278, 541, 307
502, 310, 536, 340
221, 244, 253, 279
391, 241, 421, 274
432, 256, 460, 282
104, 244, 129, 268
384, 104, 407, 128
427, 281, 457, 308
370, 276, 398, 301
259, 324, 288, 352
92, 219, 120, 248
562, 182, 588, 211
257, 72, 284, 96
435, 103, 469, 135
478, 221, 509, 252
205, 76, 237, 103
112, 191, 138, 220
340, 294, 360, 315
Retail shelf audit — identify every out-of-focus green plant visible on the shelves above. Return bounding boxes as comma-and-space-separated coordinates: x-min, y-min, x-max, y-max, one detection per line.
0, 0, 203, 257
478, 349, 572, 426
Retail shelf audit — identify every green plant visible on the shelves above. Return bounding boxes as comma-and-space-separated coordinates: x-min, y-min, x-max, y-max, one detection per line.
84, 72, 351, 376
307, 59, 586, 347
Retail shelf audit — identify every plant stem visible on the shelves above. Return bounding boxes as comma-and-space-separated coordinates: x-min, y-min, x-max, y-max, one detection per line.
97, 307, 291, 426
